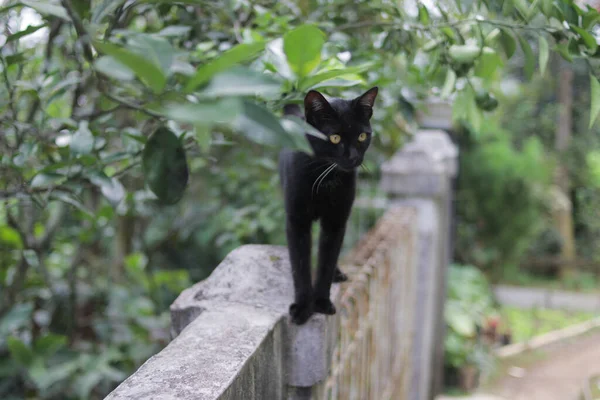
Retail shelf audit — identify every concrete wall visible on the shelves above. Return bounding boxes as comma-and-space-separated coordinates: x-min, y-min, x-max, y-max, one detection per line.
106, 129, 458, 400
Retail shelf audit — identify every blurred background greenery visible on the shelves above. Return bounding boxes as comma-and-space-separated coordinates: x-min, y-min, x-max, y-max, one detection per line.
3, 0, 600, 398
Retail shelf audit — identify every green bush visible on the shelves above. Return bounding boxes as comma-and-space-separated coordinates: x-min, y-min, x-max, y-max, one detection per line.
455, 122, 552, 280
445, 264, 495, 370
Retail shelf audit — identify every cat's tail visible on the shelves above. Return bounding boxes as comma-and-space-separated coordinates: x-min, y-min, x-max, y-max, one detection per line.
283, 104, 304, 119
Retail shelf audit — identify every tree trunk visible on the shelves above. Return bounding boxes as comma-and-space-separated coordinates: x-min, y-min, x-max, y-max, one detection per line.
554, 60, 576, 278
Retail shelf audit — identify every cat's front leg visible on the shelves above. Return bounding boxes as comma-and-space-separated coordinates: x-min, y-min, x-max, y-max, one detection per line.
314, 221, 346, 315
333, 267, 348, 282
286, 217, 314, 324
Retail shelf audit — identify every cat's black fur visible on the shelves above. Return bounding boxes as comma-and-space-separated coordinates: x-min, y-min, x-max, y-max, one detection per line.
278, 87, 378, 325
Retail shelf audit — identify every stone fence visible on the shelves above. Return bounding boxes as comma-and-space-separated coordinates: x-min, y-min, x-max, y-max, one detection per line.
106, 129, 458, 400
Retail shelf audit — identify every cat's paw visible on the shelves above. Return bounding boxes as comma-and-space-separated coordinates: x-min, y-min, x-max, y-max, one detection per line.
314, 298, 336, 315
289, 302, 314, 325
333, 267, 348, 283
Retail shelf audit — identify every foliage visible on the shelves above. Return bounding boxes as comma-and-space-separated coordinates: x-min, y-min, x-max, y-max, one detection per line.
444, 264, 495, 369
454, 120, 552, 279
502, 306, 594, 343
500, 269, 600, 292
498, 62, 600, 266
2, 0, 600, 398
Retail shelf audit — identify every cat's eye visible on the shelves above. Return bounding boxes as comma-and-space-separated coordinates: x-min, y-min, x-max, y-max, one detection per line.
358, 132, 368, 142
329, 134, 341, 144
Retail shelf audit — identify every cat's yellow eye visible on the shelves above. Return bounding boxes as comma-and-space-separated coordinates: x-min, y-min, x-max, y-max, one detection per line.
329, 134, 341, 144
358, 132, 368, 142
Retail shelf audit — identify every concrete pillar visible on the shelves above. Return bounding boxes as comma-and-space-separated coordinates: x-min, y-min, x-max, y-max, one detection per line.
380, 129, 458, 400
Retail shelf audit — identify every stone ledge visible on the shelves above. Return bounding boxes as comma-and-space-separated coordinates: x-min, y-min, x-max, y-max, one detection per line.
107, 303, 284, 400
171, 245, 293, 335
107, 244, 339, 400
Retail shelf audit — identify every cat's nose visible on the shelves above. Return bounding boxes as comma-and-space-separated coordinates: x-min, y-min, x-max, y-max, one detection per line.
348, 148, 360, 164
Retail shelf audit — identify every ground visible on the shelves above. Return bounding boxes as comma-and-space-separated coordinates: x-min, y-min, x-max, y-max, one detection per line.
439, 330, 600, 400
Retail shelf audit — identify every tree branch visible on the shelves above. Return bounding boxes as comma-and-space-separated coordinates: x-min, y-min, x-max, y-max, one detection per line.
61, 0, 94, 62
101, 90, 164, 119
332, 18, 562, 34
37, 203, 66, 251
0, 56, 17, 121
26, 20, 64, 126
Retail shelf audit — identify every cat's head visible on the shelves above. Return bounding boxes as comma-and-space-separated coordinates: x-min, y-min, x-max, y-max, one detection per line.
304, 87, 378, 171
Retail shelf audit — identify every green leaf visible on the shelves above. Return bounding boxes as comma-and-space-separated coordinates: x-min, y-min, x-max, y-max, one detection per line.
418, 4, 430, 24
448, 44, 481, 64
95, 56, 135, 81
589, 74, 600, 128
91, 0, 126, 24
6, 52, 26, 65
71, 122, 95, 155
6, 24, 46, 43
74, 370, 104, 399
556, 42, 573, 62
158, 25, 192, 37
298, 63, 372, 90
440, 69, 457, 98
93, 41, 166, 94
21, 0, 69, 20
124, 132, 147, 144
453, 88, 482, 132
500, 29, 517, 59
30, 359, 79, 391
89, 173, 125, 205
281, 115, 325, 153
572, 25, 598, 52
475, 51, 503, 80
142, 127, 189, 204
513, 0, 531, 21
7, 336, 34, 367
198, 66, 281, 98
0, 226, 23, 249
484, 28, 501, 45
30, 173, 66, 188
0, 304, 32, 336
128, 34, 174, 74
448, 311, 476, 337
539, 36, 549, 76
233, 101, 293, 146
583, 9, 600, 29
185, 42, 266, 92
311, 77, 364, 89
517, 35, 535, 79
49, 192, 93, 216
283, 25, 326, 78
34, 334, 67, 357
163, 98, 242, 125
194, 126, 211, 151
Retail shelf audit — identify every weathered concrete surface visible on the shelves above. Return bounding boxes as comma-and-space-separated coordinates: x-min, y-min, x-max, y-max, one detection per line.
171, 245, 293, 335
106, 303, 285, 400
381, 129, 458, 198
494, 285, 600, 312
106, 244, 339, 400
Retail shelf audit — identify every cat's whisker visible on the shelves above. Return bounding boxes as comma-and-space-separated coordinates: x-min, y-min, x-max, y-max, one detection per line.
312, 163, 336, 197
315, 163, 337, 195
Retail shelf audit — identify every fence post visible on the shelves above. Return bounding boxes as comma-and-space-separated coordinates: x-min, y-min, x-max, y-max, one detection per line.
380, 129, 458, 400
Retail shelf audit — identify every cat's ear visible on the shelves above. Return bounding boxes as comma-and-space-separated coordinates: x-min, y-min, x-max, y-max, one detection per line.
354, 87, 378, 119
304, 90, 334, 119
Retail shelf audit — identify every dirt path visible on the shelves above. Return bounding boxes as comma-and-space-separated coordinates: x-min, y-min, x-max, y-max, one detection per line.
485, 330, 600, 400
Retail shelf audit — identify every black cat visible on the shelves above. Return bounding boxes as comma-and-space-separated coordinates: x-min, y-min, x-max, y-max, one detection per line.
279, 87, 378, 325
